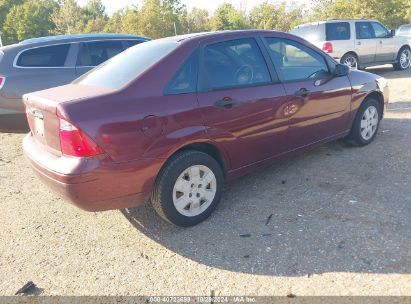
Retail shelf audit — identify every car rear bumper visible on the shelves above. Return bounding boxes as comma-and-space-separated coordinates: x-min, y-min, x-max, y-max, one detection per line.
23, 133, 164, 212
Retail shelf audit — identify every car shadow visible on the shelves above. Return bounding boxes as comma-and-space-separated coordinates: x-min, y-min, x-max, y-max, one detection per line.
122, 118, 411, 276
366, 65, 411, 79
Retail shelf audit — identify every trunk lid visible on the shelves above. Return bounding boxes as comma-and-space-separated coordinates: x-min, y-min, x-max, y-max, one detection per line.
24, 84, 112, 155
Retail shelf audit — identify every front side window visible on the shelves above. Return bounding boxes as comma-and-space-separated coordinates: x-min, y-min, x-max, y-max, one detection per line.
399, 25, 411, 35
264, 37, 330, 82
371, 22, 390, 38
16, 44, 70, 67
356, 22, 375, 39
201, 38, 271, 90
326, 22, 351, 40
75, 40, 179, 90
165, 51, 198, 95
78, 41, 124, 67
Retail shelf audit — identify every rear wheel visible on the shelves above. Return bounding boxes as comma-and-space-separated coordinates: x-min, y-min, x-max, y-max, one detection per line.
341, 53, 359, 70
151, 150, 224, 227
393, 47, 411, 70
345, 98, 381, 146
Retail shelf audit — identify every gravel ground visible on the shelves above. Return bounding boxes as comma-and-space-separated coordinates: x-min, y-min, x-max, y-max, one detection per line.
0, 65, 410, 296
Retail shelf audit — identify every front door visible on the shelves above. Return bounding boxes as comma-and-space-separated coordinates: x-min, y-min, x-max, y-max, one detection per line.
371, 22, 397, 62
197, 38, 289, 170
263, 37, 352, 150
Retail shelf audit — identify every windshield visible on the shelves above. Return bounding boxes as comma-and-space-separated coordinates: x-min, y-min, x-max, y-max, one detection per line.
74, 40, 179, 90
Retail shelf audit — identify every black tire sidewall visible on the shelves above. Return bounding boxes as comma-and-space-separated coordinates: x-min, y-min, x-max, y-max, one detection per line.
156, 151, 224, 227
350, 98, 381, 146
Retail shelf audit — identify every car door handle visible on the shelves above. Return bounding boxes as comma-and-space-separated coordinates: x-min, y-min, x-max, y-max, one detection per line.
294, 88, 311, 98
214, 97, 239, 109
357, 41, 361, 46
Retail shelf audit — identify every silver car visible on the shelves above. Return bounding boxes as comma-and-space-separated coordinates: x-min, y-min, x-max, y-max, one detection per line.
291, 19, 411, 71
0, 34, 149, 132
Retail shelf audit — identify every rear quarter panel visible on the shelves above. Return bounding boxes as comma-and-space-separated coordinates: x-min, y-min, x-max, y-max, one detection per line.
61, 40, 216, 164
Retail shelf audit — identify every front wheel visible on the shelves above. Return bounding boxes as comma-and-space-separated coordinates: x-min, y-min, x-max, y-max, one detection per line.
151, 150, 224, 227
393, 47, 411, 70
345, 98, 381, 146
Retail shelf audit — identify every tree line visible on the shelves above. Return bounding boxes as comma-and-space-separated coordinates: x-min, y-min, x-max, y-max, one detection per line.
0, 0, 410, 45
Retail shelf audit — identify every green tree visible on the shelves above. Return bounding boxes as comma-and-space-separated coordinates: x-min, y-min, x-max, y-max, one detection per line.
52, 0, 83, 34
2, 0, 57, 44
80, 0, 108, 33
210, 3, 250, 31
185, 7, 210, 33
308, 0, 411, 29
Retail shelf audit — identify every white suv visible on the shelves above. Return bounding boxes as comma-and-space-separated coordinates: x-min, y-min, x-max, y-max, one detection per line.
291, 19, 411, 70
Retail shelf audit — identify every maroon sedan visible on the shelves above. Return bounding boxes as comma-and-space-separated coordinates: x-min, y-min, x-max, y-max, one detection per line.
23, 30, 389, 226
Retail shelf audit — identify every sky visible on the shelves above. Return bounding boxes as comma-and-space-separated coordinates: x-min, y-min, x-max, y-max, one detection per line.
75, 0, 297, 15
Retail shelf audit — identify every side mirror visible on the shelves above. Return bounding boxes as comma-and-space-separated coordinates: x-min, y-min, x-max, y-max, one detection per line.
334, 63, 350, 77
390, 29, 396, 37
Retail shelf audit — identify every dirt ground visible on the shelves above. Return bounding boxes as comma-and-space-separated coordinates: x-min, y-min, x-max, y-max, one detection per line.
0, 65, 410, 296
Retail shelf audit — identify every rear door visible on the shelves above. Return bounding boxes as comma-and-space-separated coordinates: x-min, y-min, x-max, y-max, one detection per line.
371, 22, 397, 62
10, 43, 76, 102
355, 21, 377, 64
263, 37, 352, 150
75, 40, 125, 76
197, 37, 289, 170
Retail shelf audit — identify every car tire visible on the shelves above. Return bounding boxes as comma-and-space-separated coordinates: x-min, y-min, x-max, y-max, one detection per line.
341, 53, 359, 70
345, 97, 382, 146
151, 150, 224, 227
393, 46, 411, 70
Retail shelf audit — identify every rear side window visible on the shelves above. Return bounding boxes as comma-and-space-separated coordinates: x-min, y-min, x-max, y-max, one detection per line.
75, 40, 179, 90
201, 38, 271, 90
16, 44, 70, 67
326, 22, 350, 40
78, 41, 125, 67
356, 22, 375, 39
165, 51, 198, 95
291, 24, 325, 41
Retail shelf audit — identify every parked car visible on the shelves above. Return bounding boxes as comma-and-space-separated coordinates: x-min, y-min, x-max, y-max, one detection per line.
292, 19, 411, 71
0, 33, 150, 132
397, 24, 411, 36
23, 30, 389, 227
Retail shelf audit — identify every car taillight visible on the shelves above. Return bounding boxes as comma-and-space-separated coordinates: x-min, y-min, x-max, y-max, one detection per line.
322, 42, 333, 53
0, 75, 5, 89
58, 115, 103, 157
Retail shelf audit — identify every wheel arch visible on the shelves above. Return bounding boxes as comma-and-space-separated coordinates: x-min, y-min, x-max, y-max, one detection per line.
364, 91, 385, 116
174, 142, 228, 178
342, 51, 359, 61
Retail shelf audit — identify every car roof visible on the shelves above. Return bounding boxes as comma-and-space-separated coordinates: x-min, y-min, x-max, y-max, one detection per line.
18, 33, 150, 45
160, 30, 284, 43
294, 19, 380, 28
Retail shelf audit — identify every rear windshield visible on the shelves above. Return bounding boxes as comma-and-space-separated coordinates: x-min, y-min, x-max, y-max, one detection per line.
291, 24, 325, 41
74, 40, 179, 90
326, 22, 351, 40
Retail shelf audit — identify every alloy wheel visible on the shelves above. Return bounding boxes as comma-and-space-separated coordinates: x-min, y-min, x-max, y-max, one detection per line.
400, 49, 411, 69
